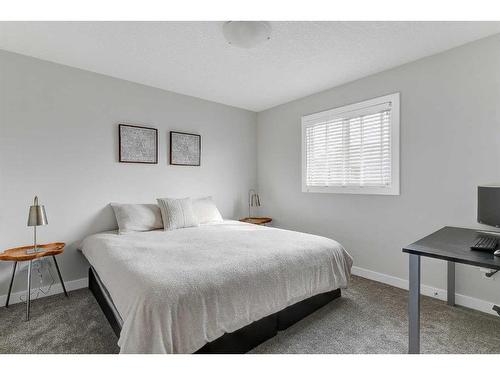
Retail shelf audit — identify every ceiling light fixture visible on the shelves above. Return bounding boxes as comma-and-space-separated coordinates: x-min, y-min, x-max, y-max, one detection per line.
222, 21, 272, 49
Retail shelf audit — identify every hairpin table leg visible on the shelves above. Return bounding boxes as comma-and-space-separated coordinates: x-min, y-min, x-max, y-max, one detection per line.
26, 260, 32, 321
52, 256, 68, 297
5, 261, 17, 308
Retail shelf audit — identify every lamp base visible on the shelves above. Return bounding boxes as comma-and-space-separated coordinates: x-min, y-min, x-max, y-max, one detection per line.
26, 247, 41, 255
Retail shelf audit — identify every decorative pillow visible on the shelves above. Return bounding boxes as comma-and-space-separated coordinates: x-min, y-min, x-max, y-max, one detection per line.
110, 203, 164, 235
157, 197, 199, 231
192, 196, 223, 224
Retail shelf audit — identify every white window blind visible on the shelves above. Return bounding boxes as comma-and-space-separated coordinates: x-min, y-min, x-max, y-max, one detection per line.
302, 93, 399, 195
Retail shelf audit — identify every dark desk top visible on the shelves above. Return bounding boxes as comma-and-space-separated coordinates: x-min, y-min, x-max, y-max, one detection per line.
403, 226, 500, 270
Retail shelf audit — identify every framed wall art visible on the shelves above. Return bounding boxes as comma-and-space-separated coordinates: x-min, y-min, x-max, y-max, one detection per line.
119, 124, 158, 164
169, 131, 201, 166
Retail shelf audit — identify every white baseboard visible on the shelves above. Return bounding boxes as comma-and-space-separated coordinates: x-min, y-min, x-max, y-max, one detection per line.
351, 266, 498, 316
0, 277, 88, 307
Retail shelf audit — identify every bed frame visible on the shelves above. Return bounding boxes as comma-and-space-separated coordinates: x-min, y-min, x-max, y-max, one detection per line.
88, 266, 341, 354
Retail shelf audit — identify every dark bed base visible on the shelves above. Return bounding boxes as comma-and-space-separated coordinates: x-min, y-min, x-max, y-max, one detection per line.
88, 267, 341, 354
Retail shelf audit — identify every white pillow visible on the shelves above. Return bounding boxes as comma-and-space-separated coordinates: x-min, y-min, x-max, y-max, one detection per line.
110, 203, 164, 235
192, 196, 223, 224
157, 197, 199, 231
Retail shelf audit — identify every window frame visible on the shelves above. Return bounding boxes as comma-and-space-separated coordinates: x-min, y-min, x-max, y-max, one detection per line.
301, 93, 400, 195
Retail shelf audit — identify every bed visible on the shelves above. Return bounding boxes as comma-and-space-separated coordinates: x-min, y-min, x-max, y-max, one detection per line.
81, 220, 352, 354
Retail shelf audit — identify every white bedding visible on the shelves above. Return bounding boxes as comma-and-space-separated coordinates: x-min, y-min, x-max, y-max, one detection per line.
81, 220, 353, 354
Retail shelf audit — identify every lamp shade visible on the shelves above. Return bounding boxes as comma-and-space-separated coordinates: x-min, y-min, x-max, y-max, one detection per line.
27, 196, 48, 227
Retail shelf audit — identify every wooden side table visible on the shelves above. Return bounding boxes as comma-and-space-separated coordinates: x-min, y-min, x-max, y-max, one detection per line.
239, 217, 272, 226
0, 242, 68, 321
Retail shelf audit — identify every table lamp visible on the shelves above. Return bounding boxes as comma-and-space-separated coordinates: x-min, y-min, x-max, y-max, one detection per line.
27, 196, 48, 254
248, 189, 261, 218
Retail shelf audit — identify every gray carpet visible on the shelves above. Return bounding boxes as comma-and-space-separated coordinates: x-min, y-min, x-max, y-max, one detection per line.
1, 276, 499, 354
0, 288, 119, 354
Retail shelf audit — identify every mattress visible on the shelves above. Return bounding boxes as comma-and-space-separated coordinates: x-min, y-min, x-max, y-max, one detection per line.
81, 220, 353, 353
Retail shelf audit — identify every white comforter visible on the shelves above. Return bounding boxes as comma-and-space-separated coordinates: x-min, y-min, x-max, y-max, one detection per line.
81, 220, 352, 354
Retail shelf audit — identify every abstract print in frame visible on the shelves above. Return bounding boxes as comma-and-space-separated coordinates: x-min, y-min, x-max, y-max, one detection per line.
119, 124, 158, 164
170, 131, 201, 166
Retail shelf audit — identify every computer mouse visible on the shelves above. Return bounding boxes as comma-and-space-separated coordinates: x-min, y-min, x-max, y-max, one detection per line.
494, 249, 500, 256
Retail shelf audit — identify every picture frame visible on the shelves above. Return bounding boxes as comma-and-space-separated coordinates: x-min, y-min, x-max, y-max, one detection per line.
169, 131, 201, 166
119, 124, 158, 164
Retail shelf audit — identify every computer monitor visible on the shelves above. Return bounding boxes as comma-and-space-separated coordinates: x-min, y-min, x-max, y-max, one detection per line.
478, 186, 500, 228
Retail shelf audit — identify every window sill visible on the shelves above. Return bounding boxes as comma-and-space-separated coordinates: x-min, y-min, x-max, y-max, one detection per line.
302, 185, 400, 195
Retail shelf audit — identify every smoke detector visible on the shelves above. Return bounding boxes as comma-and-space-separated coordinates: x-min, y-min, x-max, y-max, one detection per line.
222, 21, 272, 49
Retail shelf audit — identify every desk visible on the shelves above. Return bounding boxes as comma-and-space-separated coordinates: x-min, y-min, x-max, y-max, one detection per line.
403, 227, 500, 354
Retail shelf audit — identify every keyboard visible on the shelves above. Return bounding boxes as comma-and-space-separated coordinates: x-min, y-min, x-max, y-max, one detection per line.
471, 237, 498, 251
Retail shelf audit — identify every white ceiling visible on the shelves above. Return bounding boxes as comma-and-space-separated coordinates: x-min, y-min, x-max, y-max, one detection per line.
1, 21, 499, 111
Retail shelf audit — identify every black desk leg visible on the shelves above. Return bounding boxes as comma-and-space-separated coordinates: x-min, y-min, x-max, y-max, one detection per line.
409, 254, 421, 354
447, 261, 455, 306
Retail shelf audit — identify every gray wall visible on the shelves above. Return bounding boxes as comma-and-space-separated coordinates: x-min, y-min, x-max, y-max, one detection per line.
257, 34, 500, 304
2, 34, 500, 307
0, 50, 257, 294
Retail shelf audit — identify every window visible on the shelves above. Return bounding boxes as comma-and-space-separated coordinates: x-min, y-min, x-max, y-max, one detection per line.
302, 93, 399, 195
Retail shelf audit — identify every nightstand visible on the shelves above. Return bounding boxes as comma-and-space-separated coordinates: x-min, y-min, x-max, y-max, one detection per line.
239, 217, 272, 226
0, 242, 68, 321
